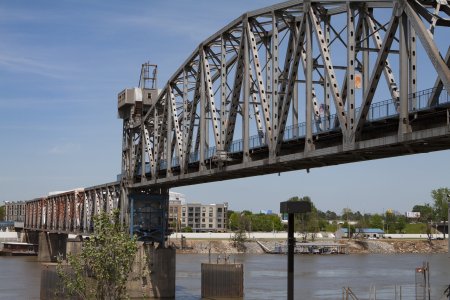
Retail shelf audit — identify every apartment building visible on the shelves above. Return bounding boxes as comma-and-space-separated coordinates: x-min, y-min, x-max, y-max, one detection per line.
4, 201, 26, 222
179, 202, 228, 232
168, 192, 184, 232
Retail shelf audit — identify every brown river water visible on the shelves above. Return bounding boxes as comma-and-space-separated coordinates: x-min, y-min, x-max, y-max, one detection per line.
0, 253, 449, 299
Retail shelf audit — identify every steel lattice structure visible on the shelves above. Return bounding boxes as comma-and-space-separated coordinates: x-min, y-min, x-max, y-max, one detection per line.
120, 0, 450, 191
22, 0, 450, 243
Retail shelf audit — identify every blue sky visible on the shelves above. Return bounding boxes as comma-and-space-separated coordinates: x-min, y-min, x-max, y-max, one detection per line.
0, 0, 449, 215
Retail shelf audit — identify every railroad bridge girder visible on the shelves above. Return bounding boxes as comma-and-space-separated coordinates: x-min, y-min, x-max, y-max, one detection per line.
21, 0, 450, 244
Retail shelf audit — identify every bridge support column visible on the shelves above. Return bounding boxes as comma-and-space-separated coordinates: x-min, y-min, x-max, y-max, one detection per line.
127, 242, 176, 298
38, 232, 68, 262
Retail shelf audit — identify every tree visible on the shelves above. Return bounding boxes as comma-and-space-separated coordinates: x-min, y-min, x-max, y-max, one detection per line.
412, 204, 434, 223
231, 213, 249, 251
325, 210, 338, 221
431, 187, 449, 239
182, 226, 193, 233
57, 210, 138, 299
289, 196, 321, 241
395, 215, 407, 233
369, 214, 384, 230
0, 205, 5, 221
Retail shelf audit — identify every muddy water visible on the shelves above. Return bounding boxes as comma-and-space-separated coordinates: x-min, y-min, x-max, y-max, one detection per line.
0, 253, 449, 299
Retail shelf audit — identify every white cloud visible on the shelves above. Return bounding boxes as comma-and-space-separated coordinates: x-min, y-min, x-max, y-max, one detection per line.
0, 52, 71, 79
49, 142, 81, 155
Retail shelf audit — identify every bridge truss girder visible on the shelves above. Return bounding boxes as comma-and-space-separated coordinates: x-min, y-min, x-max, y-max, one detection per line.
121, 0, 450, 190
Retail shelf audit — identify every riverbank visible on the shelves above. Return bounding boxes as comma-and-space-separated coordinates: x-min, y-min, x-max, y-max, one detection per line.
172, 238, 448, 255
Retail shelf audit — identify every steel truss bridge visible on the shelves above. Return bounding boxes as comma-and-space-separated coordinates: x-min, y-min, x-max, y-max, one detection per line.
24, 0, 450, 244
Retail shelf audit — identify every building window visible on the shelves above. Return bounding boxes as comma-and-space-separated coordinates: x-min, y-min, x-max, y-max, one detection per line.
217, 208, 222, 212
209, 213, 213, 217
209, 218, 213, 223
201, 224, 206, 228
209, 224, 213, 228
202, 218, 205, 222
218, 224, 222, 228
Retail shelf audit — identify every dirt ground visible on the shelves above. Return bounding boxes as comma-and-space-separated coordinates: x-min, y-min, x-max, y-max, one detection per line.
171, 238, 448, 255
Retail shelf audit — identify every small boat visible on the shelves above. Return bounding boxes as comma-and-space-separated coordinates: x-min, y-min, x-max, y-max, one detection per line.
0, 242, 38, 256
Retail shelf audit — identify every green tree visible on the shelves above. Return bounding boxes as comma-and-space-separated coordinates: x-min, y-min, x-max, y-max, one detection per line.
395, 215, 407, 233
370, 214, 384, 230
288, 196, 321, 241
325, 210, 338, 221
57, 210, 138, 299
0, 205, 5, 221
182, 226, 193, 233
431, 187, 449, 239
412, 204, 434, 222
231, 213, 250, 251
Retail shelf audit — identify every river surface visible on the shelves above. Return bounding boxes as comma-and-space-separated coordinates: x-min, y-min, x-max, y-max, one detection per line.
0, 253, 449, 299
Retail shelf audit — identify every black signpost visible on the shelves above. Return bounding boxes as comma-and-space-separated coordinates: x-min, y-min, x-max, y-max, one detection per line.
280, 201, 312, 300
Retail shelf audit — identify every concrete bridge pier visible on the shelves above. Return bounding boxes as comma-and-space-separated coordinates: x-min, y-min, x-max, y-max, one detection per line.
38, 232, 68, 262
128, 242, 176, 298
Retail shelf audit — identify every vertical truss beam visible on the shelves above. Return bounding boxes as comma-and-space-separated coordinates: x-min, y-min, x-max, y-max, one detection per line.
323, 16, 331, 131
399, 12, 412, 135
182, 68, 189, 173
271, 12, 279, 156
347, 3, 356, 141
409, 21, 417, 109
199, 55, 207, 169
243, 19, 250, 161
305, 11, 314, 152
220, 36, 227, 151
404, 0, 450, 93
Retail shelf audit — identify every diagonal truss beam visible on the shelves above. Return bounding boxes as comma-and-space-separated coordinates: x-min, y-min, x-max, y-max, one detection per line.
354, 5, 400, 136
310, 5, 348, 134
404, 0, 450, 93
247, 21, 273, 147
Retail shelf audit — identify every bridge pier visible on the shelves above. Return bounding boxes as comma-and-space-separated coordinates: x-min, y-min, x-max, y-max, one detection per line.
38, 232, 68, 262
127, 242, 176, 298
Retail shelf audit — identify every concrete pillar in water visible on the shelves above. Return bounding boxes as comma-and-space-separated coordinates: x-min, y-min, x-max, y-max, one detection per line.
127, 242, 176, 298
66, 235, 83, 257
38, 232, 68, 262
201, 262, 244, 298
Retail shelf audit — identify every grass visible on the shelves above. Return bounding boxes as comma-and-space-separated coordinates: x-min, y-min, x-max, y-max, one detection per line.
403, 223, 428, 234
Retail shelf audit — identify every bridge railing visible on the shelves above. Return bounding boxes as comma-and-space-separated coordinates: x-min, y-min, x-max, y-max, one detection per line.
145, 88, 448, 174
